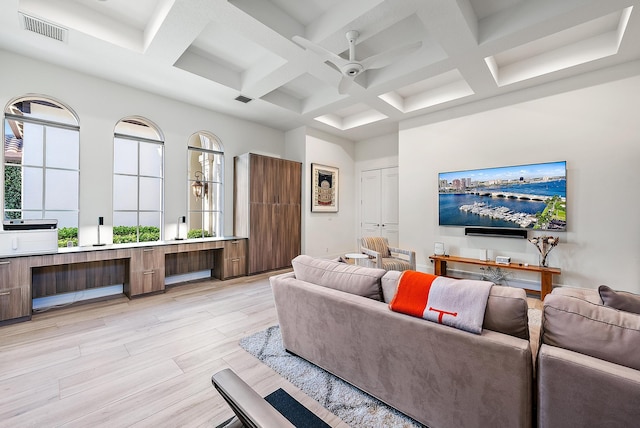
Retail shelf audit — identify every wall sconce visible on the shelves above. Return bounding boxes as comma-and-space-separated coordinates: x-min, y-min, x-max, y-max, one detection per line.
191, 171, 208, 200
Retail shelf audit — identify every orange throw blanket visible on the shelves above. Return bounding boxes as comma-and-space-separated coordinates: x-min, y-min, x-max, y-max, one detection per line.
389, 271, 492, 334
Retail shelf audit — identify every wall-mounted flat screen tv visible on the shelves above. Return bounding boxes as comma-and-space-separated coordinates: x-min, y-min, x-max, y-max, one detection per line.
438, 161, 566, 231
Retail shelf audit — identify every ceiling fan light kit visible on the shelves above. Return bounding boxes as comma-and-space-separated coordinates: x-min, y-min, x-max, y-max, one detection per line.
293, 30, 422, 94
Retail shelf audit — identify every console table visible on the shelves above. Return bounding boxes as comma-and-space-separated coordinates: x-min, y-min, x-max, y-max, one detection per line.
0, 237, 247, 325
429, 254, 561, 300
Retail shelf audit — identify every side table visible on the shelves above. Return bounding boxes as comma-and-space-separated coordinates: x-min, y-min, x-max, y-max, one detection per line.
345, 253, 369, 267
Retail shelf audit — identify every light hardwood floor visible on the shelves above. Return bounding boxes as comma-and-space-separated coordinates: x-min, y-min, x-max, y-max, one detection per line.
0, 270, 347, 428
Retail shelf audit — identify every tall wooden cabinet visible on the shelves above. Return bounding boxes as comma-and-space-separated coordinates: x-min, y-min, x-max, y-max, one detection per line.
234, 153, 301, 275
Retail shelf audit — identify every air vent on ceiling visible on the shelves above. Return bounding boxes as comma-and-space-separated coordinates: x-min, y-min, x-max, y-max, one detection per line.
234, 95, 253, 104
19, 13, 68, 43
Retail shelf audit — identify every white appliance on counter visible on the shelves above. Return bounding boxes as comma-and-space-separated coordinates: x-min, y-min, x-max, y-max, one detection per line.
0, 219, 58, 256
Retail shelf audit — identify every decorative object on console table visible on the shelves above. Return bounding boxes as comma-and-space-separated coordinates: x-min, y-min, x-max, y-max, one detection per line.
311, 163, 338, 212
480, 266, 512, 286
175, 216, 186, 240
429, 254, 561, 300
528, 235, 559, 267
434, 242, 445, 256
94, 216, 106, 246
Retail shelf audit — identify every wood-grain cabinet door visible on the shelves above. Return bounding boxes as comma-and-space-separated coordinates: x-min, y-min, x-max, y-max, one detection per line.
276, 159, 301, 205
224, 239, 246, 279
129, 247, 165, 296
249, 154, 278, 204
275, 204, 301, 269
248, 203, 275, 274
0, 258, 30, 321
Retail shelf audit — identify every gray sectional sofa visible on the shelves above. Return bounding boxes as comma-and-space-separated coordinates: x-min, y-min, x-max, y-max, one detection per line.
538, 287, 640, 427
270, 255, 534, 428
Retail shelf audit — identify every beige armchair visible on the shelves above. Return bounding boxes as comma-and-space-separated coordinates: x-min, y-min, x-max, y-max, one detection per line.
360, 237, 416, 271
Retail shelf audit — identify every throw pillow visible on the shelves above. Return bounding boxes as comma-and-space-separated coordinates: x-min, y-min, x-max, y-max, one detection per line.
291, 255, 386, 301
542, 294, 640, 371
599, 285, 640, 315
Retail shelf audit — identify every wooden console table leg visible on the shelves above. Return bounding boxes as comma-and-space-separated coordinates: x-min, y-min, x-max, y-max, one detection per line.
540, 271, 553, 300
433, 259, 447, 276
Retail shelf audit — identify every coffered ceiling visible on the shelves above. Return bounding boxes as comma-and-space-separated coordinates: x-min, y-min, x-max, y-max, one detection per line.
0, 0, 639, 141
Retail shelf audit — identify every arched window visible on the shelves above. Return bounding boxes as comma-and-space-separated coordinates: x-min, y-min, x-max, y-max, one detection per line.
113, 117, 164, 243
187, 132, 223, 238
3, 96, 80, 246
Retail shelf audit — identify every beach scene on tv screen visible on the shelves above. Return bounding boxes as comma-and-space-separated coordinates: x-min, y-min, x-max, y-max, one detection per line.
438, 161, 566, 230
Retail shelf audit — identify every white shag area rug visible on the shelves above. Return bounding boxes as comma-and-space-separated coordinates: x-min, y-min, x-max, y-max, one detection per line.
240, 325, 425, 428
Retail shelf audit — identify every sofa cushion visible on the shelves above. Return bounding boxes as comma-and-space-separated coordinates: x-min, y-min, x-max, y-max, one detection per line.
550, 286, 601, 304
381, 270, 402, 303
291, 255, 386, 301
483, 286, 530, 340
542, 294, 640, 371
598, 285, 640, 315
382, 271, 529, 339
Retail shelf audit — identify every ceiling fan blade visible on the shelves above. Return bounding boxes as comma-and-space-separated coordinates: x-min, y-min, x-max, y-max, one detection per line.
338, 75, 355, 94
292, 35, 348, 67
360, 40, 422, 70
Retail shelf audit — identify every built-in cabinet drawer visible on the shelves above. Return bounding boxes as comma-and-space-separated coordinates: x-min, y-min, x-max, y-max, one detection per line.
223, 239, 246, 279
0, 259, 10, 286
129, 247, 165, 297
0, 287, 24, 321
0, 258, 31, 322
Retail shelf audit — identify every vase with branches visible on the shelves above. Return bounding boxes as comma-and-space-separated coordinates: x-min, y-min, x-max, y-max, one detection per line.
528, 235, 559, 267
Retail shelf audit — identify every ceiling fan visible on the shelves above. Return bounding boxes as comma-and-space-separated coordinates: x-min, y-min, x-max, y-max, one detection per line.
293, 30, 422, 94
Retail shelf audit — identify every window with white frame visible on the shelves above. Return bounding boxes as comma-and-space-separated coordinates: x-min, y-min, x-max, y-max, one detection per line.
113, 117, 164, 243
187, 132, 223, 238
3, 96, 80, 247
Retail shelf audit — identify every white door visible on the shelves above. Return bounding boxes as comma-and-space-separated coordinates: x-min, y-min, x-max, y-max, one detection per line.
360, 167, 399, 246
380, 167, 399, 245
361, 169, 381, 238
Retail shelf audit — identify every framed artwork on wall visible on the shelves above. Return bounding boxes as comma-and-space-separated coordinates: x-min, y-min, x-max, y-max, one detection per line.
311, 163, 339, 212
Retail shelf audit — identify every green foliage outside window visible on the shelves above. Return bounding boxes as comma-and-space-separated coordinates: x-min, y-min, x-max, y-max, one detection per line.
58, 227, 79, 247
55, 226, 216, 247
113, 226, 160, 243
187, 229, 214, 239
4, 165, 21, 220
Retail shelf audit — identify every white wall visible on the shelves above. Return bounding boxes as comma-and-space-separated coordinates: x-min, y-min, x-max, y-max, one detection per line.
303, 129, 356, 258
399, 74, 640, 292
0, 50, 286, 244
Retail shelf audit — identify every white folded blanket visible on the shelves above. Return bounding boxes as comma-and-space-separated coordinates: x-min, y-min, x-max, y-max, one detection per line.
389, 271, 493, 334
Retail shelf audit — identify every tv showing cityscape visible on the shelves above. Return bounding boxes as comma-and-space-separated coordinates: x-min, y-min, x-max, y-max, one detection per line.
438, 161, 567, 231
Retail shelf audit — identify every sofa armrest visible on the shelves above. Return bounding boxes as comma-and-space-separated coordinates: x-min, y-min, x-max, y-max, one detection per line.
360, 247, 382, 268
270, 271, 296, 282
537, 344, 640, 427
388, 246, 416, 270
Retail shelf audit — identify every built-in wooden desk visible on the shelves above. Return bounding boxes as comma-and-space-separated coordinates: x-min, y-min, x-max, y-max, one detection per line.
429, 254, 561, 300
0, 237, 247, 325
